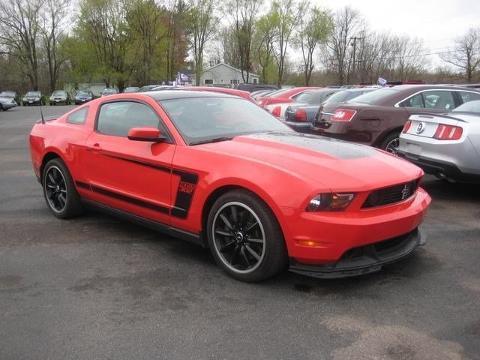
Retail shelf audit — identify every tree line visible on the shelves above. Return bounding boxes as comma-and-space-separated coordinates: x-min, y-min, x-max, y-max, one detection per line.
0, 0, 479, 93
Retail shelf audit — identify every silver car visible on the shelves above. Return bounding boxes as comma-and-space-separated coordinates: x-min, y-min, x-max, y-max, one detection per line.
398, 100, 480, 183
0, 92, 17, 111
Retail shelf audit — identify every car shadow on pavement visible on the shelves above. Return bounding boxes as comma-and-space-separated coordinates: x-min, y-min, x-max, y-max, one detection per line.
421, 176, 480, 202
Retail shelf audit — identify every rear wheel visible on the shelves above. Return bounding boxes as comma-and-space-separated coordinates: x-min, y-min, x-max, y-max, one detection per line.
207, 190, 287, 282
380, 131, 401, 154
42, 158, 83, 219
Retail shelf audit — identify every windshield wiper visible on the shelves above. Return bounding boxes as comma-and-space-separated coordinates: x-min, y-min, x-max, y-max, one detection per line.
190, 136, 234, 146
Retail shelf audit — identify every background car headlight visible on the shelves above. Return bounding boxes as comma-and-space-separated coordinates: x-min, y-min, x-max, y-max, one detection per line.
306, 193, 355, 212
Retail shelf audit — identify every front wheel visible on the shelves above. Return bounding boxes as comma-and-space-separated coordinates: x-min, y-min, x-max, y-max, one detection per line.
42, 158, 84, 219
207, 190, 287, 282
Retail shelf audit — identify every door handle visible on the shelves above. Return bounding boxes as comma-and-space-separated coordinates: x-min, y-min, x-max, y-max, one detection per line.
88, 143, 101, 152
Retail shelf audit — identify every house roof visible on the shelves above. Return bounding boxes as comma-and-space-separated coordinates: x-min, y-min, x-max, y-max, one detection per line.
203, 62, 259, 78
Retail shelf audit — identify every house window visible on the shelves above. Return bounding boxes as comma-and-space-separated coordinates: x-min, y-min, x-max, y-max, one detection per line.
230, 80, 239, 85
204, 79, 213, 84
253, 78, 258, 84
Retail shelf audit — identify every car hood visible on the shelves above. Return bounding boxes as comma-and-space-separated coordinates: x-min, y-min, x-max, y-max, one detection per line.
197, 132, 423, 191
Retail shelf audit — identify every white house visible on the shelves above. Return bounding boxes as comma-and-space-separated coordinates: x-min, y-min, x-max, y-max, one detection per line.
197, 62, 260, 86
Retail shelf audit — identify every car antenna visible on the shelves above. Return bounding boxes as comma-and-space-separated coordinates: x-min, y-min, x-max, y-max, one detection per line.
40, 103, 45, 124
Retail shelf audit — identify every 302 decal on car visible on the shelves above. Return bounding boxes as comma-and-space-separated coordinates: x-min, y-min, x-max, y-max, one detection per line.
29, 91, 431, 282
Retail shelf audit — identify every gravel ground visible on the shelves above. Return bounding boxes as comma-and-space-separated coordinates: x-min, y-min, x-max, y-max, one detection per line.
0, 105, 479, 360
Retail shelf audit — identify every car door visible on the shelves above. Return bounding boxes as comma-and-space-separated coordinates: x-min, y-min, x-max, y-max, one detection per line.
83, 100, 175, 225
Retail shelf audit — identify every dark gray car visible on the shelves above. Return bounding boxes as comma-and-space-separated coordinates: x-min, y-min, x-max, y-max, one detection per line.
283, 89, 340, 132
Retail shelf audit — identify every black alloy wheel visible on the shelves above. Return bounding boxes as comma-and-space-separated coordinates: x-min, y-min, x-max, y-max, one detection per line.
207, 190, 287, 282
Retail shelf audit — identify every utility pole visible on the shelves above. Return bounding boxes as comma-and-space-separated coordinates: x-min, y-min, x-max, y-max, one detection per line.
350, 36, 363, 84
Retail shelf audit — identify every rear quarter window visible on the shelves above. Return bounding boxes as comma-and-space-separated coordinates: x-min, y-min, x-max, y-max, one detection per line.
459, 91, 480, 103
67, 107, 88, 125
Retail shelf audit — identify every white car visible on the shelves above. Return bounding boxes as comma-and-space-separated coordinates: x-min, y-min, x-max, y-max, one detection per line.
398, 100, 480, 183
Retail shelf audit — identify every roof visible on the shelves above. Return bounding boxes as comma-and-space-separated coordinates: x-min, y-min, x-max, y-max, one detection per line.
145, 90, 236, 101
203, 62, 259, 78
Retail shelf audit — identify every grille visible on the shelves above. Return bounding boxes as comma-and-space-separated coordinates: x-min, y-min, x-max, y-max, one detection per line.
362, 180, 418, 208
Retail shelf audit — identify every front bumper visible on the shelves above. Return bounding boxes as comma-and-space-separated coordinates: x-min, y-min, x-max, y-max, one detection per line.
289, 228, 424, 278
1, 102, 16, 109
283, 188, 430, 265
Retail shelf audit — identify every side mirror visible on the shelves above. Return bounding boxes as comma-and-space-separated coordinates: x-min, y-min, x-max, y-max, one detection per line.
127, 127, 166, 142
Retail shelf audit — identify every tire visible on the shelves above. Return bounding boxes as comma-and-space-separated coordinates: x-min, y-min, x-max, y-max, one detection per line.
42, 158, 83, 219
380, 131, 401, 154
206, 189, 287, 282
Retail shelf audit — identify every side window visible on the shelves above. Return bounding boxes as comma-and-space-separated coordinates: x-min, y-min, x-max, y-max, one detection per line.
423, 91, 455, 110
97, 101, 160, 137
459, 91, 480, 104
399, 93, 424, 108
67, 107, 88, 125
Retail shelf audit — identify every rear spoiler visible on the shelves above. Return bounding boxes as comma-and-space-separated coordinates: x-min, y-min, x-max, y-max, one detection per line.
410, 112, 468, 123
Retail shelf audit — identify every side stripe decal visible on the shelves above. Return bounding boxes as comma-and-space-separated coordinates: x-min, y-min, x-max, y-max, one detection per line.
75, 155, 198, 219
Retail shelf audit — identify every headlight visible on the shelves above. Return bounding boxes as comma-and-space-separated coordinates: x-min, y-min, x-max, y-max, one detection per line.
306, 193, 355, 212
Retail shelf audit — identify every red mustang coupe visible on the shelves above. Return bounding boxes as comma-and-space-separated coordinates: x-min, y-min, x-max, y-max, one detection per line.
29, 91, 431, 282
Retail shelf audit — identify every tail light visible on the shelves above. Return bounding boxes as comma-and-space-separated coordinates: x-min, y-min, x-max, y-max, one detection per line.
332, 109, 356, 122
433, 124, 463, 140
271, 106, 281, 117
294, 108, 307, 122
402, 120, 412, 133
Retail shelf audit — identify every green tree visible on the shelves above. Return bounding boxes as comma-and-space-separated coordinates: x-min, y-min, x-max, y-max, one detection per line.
125, 0, 166, 85
226, 0, 262, 83
186, 0, 217, 86
295, 7, 332, 85
254, 12, 278, 84
77, 0, 130, 89
269, 0, 304, 86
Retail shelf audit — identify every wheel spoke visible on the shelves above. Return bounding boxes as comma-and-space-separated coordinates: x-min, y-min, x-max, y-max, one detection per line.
47, 184, 56, 189
247, 238, 263, 244
244, 221, 258, 233
215, 229, 233, 237
230, 245, 240, 265
220, 240, 235, 252
231, 205, 238, 223
58, 194, 66, 207
245, 245, 260, 261
48, 173, 56, 185
219, 214, 234, 230
240, 246, 250, 267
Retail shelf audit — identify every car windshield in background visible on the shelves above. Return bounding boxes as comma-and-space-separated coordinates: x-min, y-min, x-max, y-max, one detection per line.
324, 89, 376, 104
26, 91, 40, 96
348, 88, 399, 105
294, 91, 335, 105
452, 100, 480, 113
159, 97, 292, 145
77, 91, 91, 96
0, 91, 15, 98
53, 91, 66, 96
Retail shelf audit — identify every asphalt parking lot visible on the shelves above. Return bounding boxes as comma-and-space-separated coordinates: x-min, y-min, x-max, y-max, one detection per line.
0, 105, 479, 360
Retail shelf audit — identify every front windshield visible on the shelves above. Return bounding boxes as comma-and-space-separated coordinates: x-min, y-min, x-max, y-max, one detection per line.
348, 88, 398, 105
26, 91, 40, 96
159, 97, 293, 145
77, 91, 90, 96
53, 91, 66, 96
453, 100, 480, 113
0, 91, 15, 97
